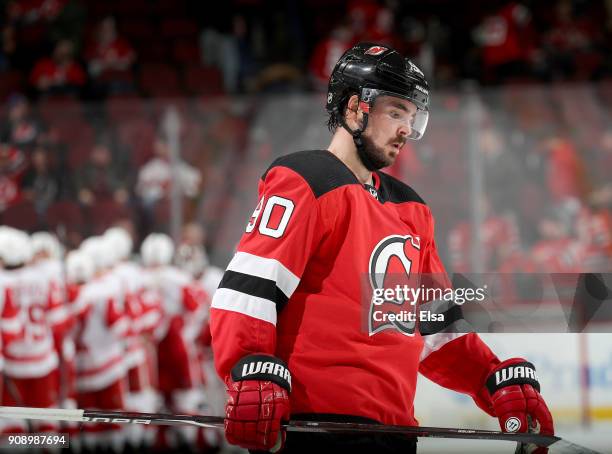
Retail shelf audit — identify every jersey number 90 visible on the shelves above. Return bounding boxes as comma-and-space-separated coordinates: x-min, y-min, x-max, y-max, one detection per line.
246, 195, 295, 238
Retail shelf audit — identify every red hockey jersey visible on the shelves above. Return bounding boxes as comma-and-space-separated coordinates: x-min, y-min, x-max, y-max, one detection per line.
210, 150, 500, 425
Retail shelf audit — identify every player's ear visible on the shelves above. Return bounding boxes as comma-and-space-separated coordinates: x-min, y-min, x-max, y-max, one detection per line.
345, 94, 361, 129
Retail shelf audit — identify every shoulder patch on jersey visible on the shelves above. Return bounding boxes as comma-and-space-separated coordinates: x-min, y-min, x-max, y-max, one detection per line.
376, 171, 426, 205
262, 150, 359, 198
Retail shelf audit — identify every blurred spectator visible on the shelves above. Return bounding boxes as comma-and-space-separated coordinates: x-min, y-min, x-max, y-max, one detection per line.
200, 15, 254, 93
530, 207, 586, 272
588, 129, 612, 208
575, 205, 612, 270
7, 0, 84, 47
309, 21, 354, 90
85, 16, 135, 90
540, 135, 589, 203
542, 0, 605, 80
347, 0, 381, 41
136, 135, 201, 208
74, 141, 128, 207
361, 7, 402, 50
176, 222, 224, 295
29, 39, 85, 94
479, 127, 523, 210
6, 0, 68, 25
472, 2, 539, 83
0, 139, 28, 212
447, 196, 520, 273
1, 93, 45, 150
21, 145, 63, 215
181, 222, 205, 247
0, 25, 18, 71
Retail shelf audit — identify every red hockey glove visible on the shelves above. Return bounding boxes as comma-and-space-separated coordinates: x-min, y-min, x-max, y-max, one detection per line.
224, 354, 291, 452
487, 358, 554, 454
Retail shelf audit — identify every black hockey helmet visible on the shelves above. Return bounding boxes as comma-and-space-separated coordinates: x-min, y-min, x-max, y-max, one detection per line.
326, 42, 430, 141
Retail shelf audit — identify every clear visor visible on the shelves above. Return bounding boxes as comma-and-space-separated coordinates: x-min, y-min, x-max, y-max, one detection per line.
361, 88, 430, 140
409, 109, 429, 140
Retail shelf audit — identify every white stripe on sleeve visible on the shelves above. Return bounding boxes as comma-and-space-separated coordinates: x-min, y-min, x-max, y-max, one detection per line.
211, 287, 277, 325
226, 252, 300, 298
419, 331, 466, 362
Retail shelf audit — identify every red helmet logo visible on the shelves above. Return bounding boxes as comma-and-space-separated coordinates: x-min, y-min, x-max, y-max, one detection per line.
364, 46, 388, 56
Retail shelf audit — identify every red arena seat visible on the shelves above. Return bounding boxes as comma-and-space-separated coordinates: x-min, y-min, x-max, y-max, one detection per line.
139, 63, 183, 97
1, 201, 39, 231
184, 65, 224, 96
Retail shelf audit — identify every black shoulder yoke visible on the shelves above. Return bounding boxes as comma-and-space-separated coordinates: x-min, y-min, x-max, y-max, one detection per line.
262, 150, 359, 198
262, 150, 427, 205
376, 171, 426, 205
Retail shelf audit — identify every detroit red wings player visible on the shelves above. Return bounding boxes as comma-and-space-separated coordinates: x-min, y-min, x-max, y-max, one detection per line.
74, 236, 129, 451
0, 272, 23, 385
29, 232, 74, 405
140, 233, 213, 449
210, 43, 554, 454
0, 227, 25, 435
64, 249, 94, 444
0, 228, 67, 434
105, 227, 163, 448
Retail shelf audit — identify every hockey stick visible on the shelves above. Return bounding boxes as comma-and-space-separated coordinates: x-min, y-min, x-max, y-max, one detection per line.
0, 406, 600, 454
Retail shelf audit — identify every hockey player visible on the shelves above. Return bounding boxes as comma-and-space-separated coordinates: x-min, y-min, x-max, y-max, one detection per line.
75, 236, 129, 451
140, 233, 214, 450
0, 229, 25, 350
29, 232, 74, 409
30, 232, 64, 273
0, 228, 67, 434
0, 227, 25, 435
104, 226, 162, 448
210, 43, 555, 453
174, 232, 226, 432
64, 249, 95, 447
176, 222, 224, 297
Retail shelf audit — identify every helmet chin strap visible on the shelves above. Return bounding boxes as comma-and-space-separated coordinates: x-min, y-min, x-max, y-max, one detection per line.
340, 100, 379, 171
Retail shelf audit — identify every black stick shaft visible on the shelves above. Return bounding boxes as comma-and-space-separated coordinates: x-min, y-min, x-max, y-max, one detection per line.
83, 409, 554, 444
0, 407, 601, 454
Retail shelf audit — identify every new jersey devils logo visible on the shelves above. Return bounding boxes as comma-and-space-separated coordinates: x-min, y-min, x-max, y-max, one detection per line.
368, 234, 421, 336
365, 46, 388, 56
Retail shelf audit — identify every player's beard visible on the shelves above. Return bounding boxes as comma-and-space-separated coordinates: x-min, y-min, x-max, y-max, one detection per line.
357, 133, 394, 171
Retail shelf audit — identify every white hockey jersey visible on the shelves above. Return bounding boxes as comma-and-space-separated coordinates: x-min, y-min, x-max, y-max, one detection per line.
147, 266, 209, 393
150, 266, 207, 341
111, 261, 163, 369
0, 271, 23, 371
73, 273, 129, 392
199, 265, 224, 300
3, 265, 69, 378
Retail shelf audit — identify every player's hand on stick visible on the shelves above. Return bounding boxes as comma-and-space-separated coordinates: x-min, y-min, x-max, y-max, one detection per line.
486, 358, 554, 454
224, 354, 291, 452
